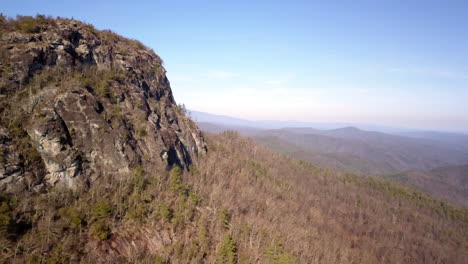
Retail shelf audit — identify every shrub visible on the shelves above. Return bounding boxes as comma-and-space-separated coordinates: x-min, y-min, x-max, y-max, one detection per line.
90, 220, 111, 240
137, 127, 148, 137
159, 203, 173, 222
264, 240, 295, 264
170, 167, 189, 197
16, 17, 39, 33
197, 219, 209, 258
155, 255, 166, 264
111, 105, 123, 118
0, 197, 12, 234
86, 24, 95, 32
92, 201, 111, 219
131, 165, 148, 192
14, 15, 52, 33
134, 165, 143, 178
219, 208, 231, 229
217, 234, 237, 264
47, 245, 69, 264
171, 210, 185, 229
188, 191, 202, 206
0, 200, 11, 214
95, 80, 111, 98
176, 103, 187, 116
59, 207, 83, 229
0, 213, 10, 234
126, 203, 148, 222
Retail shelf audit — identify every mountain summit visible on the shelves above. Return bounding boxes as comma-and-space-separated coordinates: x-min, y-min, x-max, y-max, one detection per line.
0, 16, 206, 193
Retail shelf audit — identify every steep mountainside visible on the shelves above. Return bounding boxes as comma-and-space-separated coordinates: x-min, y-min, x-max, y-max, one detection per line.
0, 16, 206, 193
0, 16, 467, 264
386, 164, 468, 207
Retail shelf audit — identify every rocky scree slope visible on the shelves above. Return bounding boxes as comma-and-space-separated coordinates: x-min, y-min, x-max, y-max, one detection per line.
0, 16, 206, 193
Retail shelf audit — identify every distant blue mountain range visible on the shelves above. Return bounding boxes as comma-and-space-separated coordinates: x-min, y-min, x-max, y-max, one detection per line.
188, 109, 464, 135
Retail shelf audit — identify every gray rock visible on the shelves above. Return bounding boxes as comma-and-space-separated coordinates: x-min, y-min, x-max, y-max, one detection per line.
0, 18, 207, 193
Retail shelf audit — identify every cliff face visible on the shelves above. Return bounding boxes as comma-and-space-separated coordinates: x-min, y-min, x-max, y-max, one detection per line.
0, 17, 206, 193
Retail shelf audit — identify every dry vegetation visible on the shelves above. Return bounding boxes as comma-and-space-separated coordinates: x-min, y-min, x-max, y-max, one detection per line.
0, 14, 150, 51
0, 14, 56, 34
187, 132, 468, 263
1, 131, 467, 263
0, 14, 467, 264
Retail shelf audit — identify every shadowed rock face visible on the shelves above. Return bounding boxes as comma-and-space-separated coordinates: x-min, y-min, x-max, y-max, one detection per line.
0, 18, 206, 192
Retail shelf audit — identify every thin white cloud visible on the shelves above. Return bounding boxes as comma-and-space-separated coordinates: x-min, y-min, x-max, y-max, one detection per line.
388, 67, 468, 79
206, 69, 239, 79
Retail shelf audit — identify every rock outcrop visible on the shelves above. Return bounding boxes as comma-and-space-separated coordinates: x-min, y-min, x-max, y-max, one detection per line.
0, 16, 206, 192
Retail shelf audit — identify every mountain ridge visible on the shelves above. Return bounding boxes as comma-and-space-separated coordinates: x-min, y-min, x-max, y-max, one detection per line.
190, 109, 468, 134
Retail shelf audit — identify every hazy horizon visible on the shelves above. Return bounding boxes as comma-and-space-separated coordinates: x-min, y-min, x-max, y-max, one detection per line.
3, 0, 468, 132
189, 109, 468, 134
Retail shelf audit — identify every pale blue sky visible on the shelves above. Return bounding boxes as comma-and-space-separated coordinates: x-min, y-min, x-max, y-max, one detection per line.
3, 0, 468, 132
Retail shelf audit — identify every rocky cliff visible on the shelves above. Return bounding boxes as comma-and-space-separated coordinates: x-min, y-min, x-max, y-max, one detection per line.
0, 16, 206, 193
